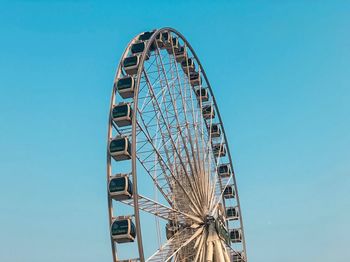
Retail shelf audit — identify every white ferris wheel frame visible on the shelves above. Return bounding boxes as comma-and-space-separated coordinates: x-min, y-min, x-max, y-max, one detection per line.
107, 27, 247, 262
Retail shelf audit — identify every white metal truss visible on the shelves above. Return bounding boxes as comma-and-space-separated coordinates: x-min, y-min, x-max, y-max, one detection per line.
120, 194, 202, 224
146, 227, 200, 262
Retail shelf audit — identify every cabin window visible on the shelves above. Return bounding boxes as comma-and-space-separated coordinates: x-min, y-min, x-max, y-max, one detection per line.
196, 88, 207, 97
181, 58, 193, 67
175, 46, 185, 55
112, 104, 129, 118
230, 230, 239, 238
110, 138, 126, 153
203, 105, 212, 113
219, 165, 229, 173
190, 72, 199, 79
224, 186, 235, 197
123, 56, 138, 67
162, 32, 170, 41
109, 177, 127, 193
131, 42, 145, 54
214, 144, 226, 156
172, 37, 178, 46
139, 31, 154, 41
214, 144, 224, 151
190, 72, 199, 80
111, 220, 129, 236
212, 124, 219, 132
227, 207, 238, 217
116, 77, 133, 91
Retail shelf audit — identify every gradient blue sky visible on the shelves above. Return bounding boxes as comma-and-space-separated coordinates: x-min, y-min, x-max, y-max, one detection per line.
0, 1, 349, 261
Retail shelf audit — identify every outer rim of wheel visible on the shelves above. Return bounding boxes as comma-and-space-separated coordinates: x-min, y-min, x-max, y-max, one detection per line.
107, 27, 247, 262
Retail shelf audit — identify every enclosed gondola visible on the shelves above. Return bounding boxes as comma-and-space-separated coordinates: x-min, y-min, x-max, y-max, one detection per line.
156, 31, 171, 49
138, 30, 155, 41
230, 229, 242, 243
111, 218, 136, 243
171, 37, 179, 50
202, 105, 215, 119
123, 55, 140, 75
138, 30, 157, 51
211, 124, 221, 138
195, 88, 209, 102
189, 71, 201, 87
226, 206, 239, 220
181, 58, 195, 73
131, 42, 145, 54
109, 174, 133, 200
213, 143, 226, 157
112, 103, 132, 127
115, 76, 135, 99
218, 164, 232, 177
130, 42, 150, 60
224, 185, 235, 199
109, 136, 131, 161
174, 46, 187, 62
165, 37, 179, 54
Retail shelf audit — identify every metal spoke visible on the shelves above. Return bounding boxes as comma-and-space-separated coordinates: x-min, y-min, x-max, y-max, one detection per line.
146, 227, 202, 262
120, 195, 202, 223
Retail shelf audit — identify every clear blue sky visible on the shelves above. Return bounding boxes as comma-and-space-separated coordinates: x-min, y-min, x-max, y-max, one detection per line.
0, 1, 349, 261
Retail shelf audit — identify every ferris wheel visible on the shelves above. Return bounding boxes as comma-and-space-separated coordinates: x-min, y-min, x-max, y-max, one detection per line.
107, 27, 247, 262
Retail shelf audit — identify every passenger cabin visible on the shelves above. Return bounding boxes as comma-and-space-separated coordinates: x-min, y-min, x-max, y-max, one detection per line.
166, 37, 179, 54
111, 218, 136, 243
138, 31, 157, 51
211, 124, 221, 138
174, 46, 187, 62
189, 71, 201, 87
226, 207, 239, 220
156, 31, 171, 49
181, 58, 195, 73
115, 76, 135, 99
123, 55, 140, 75
213, 143, 226, 157
195, 88, 209, 102
109, 175, 133, 200
202, 105, 215, 119
230, 229, 242, 243
112, 103, 132, 127
138, 31, 155, 41
172, 37, 179, 50
131, 42, 150, 60
218, 164, 232, 177
224, 185, 235, 199
109, 137, 131, 161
